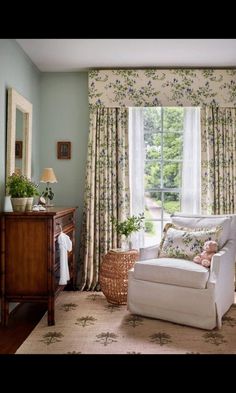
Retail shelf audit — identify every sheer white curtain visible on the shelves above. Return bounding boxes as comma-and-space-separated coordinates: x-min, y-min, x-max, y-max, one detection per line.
181, 107, 201, 214
129, 108, 145, 249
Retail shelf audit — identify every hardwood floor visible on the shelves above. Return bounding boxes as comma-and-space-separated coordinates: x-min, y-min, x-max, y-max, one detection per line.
0, 303, 47, 354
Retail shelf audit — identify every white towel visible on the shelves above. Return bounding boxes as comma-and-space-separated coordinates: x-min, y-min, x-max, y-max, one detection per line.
58, 232, 72, 285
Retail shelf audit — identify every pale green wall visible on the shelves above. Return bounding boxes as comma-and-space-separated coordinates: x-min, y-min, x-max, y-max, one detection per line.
0, 39, 41, 209
40, 73, 89, 245
0, 41, 89, 244
0, 40, 89, 315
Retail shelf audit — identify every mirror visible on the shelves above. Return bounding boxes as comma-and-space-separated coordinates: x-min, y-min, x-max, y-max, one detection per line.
6, 88, 32, 181
15, 108, 23, 175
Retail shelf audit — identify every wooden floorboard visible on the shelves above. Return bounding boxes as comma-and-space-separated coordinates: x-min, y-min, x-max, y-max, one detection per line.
0, 303, 47, 354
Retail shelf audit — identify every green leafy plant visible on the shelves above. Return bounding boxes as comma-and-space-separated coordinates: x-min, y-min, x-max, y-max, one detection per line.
6, 173, 27, 197
6, 173, 38, 198
25, 179, 40, 197
111, 213, 145, 238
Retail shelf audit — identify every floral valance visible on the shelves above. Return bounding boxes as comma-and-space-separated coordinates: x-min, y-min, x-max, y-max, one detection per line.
89, 69, 236, 108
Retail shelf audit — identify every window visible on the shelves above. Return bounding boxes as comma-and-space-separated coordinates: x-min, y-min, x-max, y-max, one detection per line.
129, 107, 200, 248
144, 107, 184, 246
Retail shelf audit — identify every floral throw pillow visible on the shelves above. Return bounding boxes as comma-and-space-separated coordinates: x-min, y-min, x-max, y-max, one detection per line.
159, 223, 222, 260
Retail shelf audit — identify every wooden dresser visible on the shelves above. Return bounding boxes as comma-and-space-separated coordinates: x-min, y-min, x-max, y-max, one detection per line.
0, 207, 77, 326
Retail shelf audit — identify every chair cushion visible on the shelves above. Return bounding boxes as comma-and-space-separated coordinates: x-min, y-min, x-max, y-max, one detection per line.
133, 258, 210, 289
171, 213, 232, 248
159, 223, 222, 260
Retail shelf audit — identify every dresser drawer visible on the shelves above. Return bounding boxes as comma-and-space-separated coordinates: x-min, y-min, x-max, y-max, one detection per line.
55, 213, 74, 233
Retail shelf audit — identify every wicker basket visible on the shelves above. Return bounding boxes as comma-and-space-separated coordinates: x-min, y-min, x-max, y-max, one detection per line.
100, 249, 139, 305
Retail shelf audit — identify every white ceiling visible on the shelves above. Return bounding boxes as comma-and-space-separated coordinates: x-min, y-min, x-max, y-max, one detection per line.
16, 39, 236, 72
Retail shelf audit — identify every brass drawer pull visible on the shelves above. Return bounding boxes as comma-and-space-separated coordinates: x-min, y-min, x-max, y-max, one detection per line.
56, 223, 63, 232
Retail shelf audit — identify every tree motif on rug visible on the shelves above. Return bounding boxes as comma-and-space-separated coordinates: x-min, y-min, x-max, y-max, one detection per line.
61, 303, 78, 312
125, 315, 144, 328
95, 332, 118, 346
40, 332, 64, 346
86, 293, 104, 301
149, 332, 172, 346
202, 332, 227, 346
222, 316, 236, 327
104, 304, 121, 313
75, 316, 97, 327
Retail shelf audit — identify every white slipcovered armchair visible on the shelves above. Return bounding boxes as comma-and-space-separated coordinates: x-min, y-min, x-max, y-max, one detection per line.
127, 214, 236, 330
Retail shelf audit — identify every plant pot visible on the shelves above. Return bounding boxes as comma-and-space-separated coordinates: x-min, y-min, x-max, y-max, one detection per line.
26, 197, 34, 211
121, 235, 132, 251
11, 197, 28, 212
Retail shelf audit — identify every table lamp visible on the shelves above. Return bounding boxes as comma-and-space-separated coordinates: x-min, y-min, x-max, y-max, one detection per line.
40, 167, 58, 207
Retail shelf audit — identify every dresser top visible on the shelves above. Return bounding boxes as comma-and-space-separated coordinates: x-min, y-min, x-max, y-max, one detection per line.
0, 206, 77, 217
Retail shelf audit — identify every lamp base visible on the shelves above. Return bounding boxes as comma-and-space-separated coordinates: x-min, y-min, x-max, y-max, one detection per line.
44, 196, 54, 207
46, 202, 54, 207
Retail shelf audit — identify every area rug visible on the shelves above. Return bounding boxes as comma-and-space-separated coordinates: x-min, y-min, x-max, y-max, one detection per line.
15, 291, 236, 354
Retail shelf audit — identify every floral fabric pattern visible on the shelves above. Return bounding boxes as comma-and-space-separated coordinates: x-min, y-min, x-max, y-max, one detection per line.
201, 107, 236, 214
89, 69, 236, 108
159, 223, 222, 260
78, 107, 130, 290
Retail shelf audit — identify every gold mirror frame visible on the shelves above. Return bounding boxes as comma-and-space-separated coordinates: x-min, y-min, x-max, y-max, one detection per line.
6, 88, 32, 181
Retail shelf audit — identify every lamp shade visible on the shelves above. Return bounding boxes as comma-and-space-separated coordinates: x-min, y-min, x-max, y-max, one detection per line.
40, 168, 58, 183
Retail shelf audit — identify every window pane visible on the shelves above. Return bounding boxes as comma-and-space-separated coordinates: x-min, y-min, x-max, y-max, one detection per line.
145, 191, 162, 219
144, 218, 173, 247
163, 133, 183, 160
144, 161, 161, 189
144, 107, 161, 132
144, 192, 162, 246
144, 220, 162, 246
163, 192, 180, 217
163, 162, 182, 188
144, 133, 161, 160
163, 107, 184, 132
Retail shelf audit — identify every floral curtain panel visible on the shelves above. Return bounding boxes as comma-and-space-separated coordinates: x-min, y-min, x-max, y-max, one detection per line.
78, 107, 129, 290
201, 107, 236, 214
89, 69, 236, 108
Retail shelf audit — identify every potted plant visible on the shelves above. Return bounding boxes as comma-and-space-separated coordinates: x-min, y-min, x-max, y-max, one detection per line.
25, 179, 39, 211
111, 212, 145, 250
6, 173, 28, 211
6, 173, 39, 212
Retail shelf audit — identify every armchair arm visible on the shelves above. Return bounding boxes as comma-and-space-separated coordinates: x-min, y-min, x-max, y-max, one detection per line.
139, 244, 160, 261
207, 239, 235, 328
207, 239, 236, 287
